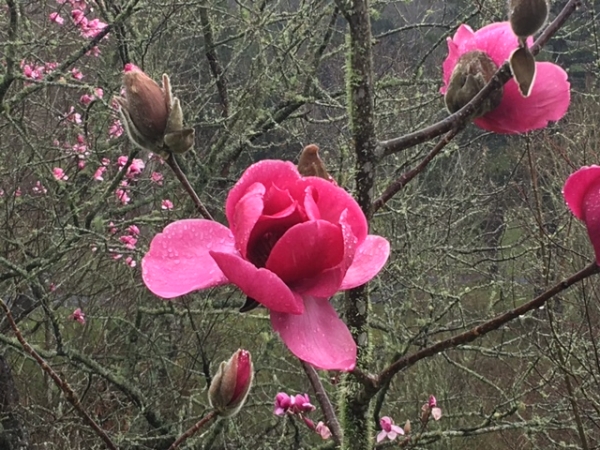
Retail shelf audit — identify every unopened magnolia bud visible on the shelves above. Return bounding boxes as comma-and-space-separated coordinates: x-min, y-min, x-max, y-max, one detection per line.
119, 68, 168, 142
403, 419, 411, 434
508, 0, 548, 39
208, 349, 253, 417
297, 144, 332, 180
509, 46, 537, 97
445, 50, 503, 117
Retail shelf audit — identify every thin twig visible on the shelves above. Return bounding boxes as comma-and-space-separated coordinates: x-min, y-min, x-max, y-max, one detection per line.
378, 0, 582, 158
301, 361, 343, 446
168, 410, 218, 450
166, 156, 214, 220
0, 299, 118, 450
372, 128, 460, 213
373, 261, 600, 392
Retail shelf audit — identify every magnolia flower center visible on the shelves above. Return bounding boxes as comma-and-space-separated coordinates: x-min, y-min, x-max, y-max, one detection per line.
248, 231, 283, 268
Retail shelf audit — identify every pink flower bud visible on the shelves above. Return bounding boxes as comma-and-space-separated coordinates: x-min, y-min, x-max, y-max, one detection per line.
208, 349, 253, 417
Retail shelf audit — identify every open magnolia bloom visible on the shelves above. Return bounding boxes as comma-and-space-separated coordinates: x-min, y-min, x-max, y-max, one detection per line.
114, 63, 194, 158
142, 160, 390, 370
441, 22, 570, 134
563, 166, 600, 263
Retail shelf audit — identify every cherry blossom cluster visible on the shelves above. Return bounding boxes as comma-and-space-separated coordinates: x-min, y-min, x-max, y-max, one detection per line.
106, 222, 140, 268
274, 393, 331, 440
50, 1, 108, 43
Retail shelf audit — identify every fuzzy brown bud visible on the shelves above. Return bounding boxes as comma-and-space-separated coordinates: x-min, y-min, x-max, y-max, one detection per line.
508, 0, 548, 40
509, 46, 537, 97
208, 349, 253, 417
297, 144, 332, 180
445, 50, 503, 117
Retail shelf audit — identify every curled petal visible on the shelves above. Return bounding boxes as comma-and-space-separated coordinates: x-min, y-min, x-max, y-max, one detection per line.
232, 182, 265, 258
142, 220, 236, 298
340, 235, 390, 290
270, 296, 356, 371
209, 251, 303, 314
563, 165, 600, 220
226, 160, 300, 230
291, 177, 368, 244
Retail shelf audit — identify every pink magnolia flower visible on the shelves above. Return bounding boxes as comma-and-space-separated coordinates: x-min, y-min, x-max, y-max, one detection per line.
77, 160, 85, 170
377, 416, 404, 443
71, 68, 84, 80
274, 392, 292, 416
69, 308, 86, 325
49, 12, 64, 25
563, 165, 600, 263
126, 158, 145, 178
142, 160, 390, 370
161, 199, 174, 210
52, 167, 68, 181
65, 106, 82, 124
87, 46, 101, 57
108, 222, 118, 234
441, 22, 570, 134
80, 93, 95, 105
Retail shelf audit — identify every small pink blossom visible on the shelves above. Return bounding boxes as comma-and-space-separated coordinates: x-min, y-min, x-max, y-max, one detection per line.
80, 93, 95, 105
53, 167, 68, 181
94, 87, 104, 98
127, 225, 140, 236
101, 158, 111, 166
117, 155, 128, 168
93, 166, 106, 181
69, 308, 86, 325
274, 392, 315, 416
150, 171, 164, 185
377, 416, 404, 443
77, 160, 85, 170
115, 189, 130, 205
71, 9, 86, 26
49, 283, 56, 292
65, 106, 82, 124
108, 120, 123, 138
86, 46, 101, 57
108, 222, 118, 234
119, 235, 137, 250
124, 63, 142, 73
441, 22, 570, 134
32, 181, 47, 194
161, 199, 174, 210
70, 68, 84, 80
126, 158, 145, 178
112, 253, 123, 260
81, 18, 108, 39
49, 12, 64, 25
44, 62, 58, 71
14, 187, 21, 197
125, 256, 136, 268
315, 422, 331, 440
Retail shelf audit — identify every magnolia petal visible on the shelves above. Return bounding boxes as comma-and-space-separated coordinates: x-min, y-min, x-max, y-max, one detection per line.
475, 62, 570, 133
291, 177, 368, 244
266, 220, 345, 284
340, 235, 390, 290
226, 160, 300, 229
142, 219, 236, 298
564, 160, 600, 272
209, 251, 303, 314
563, 166, 600, 220
271, 296, 356, 371
232, 182, 265, 258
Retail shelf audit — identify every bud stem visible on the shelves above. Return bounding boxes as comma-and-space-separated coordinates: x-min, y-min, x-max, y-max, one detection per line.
168, 410, 218, 450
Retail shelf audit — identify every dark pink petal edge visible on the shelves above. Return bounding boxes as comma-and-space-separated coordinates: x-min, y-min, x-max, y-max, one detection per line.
209, 251, 304, 315
270, 296, 357, 371
340, 235, 390, 290
141, 219, 236, 298
563, 166, 600, 221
